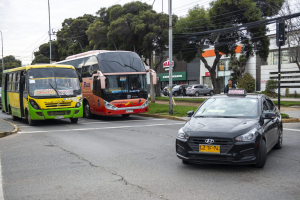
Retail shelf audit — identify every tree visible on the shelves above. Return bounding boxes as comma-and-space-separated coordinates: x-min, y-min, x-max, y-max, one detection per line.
56, 14, 96, 60
278, 0, 300, 70
229, 54, 248, 82
0, 55, 22, 84
87, 2, 177, 97
31, 40, 60, 64
237, 72, 255, 93
174, 0, 284, 94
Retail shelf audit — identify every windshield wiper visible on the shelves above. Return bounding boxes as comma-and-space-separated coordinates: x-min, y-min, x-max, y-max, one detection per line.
102, 60, 139, 72
49, 83, 64, 102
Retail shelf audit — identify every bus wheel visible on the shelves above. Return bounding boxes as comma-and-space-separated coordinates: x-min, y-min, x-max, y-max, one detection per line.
27, 113, 36, 126
70, 118, 78, 123
11, 114, 17, 121
84, 103, 92, 118
122, 114, 130, 117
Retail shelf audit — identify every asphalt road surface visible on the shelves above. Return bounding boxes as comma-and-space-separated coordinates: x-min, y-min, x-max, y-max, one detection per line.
0, 112, 300, 200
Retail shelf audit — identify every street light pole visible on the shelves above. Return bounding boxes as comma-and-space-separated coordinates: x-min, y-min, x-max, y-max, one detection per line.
0, 31, 3, 72
168, 0, 173, 115
48, 0, 52, 64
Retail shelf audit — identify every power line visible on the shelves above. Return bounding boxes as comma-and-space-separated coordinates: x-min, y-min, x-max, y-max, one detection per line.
14, 33, 49, 56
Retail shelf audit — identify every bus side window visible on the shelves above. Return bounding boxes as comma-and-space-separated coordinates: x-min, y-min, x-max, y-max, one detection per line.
23, 71, 28, 99
11, 73, 16, 92
15, 72, 20, 92
93, 76, 102, 97
8, 73, 12, 92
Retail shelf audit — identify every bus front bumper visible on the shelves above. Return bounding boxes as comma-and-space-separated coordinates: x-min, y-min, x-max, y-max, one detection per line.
103, 106, 149, 115
29, 106, 83, 120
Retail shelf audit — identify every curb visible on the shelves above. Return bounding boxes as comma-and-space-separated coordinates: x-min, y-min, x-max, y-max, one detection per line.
282, 118, 300, 123
134, 113, 188, 122
0, 118, 19, 138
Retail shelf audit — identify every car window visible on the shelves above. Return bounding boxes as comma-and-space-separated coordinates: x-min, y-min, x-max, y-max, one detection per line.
199, 85, 204, 88
266, 99, 276, 111
263, 101, 270, 112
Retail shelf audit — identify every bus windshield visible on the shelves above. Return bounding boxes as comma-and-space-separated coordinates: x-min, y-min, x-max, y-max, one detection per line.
104, 74, 147, 94
27, 68, 81, 98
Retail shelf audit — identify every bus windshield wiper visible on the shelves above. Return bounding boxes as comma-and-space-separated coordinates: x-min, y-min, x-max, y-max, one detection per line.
49, 83, 64, 102
102, 60, 138, 72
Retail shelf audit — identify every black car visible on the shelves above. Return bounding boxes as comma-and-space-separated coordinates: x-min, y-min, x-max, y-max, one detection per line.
176, 89, 283, 168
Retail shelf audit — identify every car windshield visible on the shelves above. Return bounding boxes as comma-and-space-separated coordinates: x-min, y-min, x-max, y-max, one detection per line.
28, 68, 81, 98
173, 85, 181, 89
194, 98, 259, 118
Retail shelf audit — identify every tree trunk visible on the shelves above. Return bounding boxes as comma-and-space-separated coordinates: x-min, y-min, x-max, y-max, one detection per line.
154, 49, 165, 97
149, 52, 155, 103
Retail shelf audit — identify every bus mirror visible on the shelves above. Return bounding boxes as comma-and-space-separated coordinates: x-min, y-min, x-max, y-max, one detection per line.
20, 76, 25, 85
100, 76, 106, 89
97, 70, 106, 89
76, 71, 83, 82
146, 69, 157, 85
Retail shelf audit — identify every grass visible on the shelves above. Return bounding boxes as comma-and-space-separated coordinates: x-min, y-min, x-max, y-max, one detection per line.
151, 96, 207, 103
281, 113, 290, 119
273, 101, 300, 107
148, 103, 198, 117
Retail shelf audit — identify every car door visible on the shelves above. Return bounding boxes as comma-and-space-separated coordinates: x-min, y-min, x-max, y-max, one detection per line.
266, 98, 280, 148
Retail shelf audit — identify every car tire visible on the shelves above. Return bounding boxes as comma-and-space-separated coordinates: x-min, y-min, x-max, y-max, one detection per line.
84, 102, 92, 119
195, 92, 199, 97
254, 139, 267, 168
70, 118, 78, 123
122, 114, 130, 117
204, 94, 207, 96
27, 113, 36, 126
11, 114, 17, 121
174, 92, 178, 96
210, 91, 214, 96
182, 160, 190, 164
273, 129, 283, 149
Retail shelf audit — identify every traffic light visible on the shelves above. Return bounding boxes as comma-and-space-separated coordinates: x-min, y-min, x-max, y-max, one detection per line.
276, 19, 288, 46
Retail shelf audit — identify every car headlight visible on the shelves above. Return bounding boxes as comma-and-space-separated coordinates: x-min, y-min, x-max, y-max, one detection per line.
104, 100, 118, 110
235, 128, 257, 142
75, 102, 81, 108
177, 128, 189, 140
141, 99, 148, 108
29, 99, 41, 110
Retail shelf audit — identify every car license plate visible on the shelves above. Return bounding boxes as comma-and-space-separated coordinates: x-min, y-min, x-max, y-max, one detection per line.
55, 116, 64, 119
199, 145, 220, 154
126, 110, 133, 113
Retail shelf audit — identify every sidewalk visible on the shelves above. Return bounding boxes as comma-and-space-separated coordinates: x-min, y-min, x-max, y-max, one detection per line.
0, 118, 18, 138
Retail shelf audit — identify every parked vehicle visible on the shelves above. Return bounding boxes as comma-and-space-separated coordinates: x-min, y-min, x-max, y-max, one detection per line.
186, 84, 214, 96
172, 84, 189, 96
162, 84, 177, 96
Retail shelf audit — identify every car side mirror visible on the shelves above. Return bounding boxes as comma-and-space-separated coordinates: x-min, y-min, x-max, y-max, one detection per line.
187, 110, 194, 117
263, 112, 277, 119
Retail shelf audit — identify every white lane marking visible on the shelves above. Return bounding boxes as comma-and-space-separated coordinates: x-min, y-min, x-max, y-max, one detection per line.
0, 154, 4, 200
283, 128, 300, 132
16, 119, 168, 128
18, 122, 184, 134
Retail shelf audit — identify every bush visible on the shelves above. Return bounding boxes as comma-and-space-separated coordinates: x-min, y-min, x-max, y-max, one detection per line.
237, 72, 255, 93
285, 88, 290, 97
281, 113, 289, 119
294, 91, 298, 98
266, 79, 278, 94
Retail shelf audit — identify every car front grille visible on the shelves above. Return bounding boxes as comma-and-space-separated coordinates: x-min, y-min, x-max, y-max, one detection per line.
188, 137, 233, 154
45, 102, 72, 108
48, 111, 71, 116
189, 154, 234, 160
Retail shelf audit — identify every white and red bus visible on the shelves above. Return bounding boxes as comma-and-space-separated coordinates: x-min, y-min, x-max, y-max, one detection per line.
57, 50, 157, 118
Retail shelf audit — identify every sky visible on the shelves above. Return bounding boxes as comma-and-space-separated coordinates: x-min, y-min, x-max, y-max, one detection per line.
0, 0, 213, 65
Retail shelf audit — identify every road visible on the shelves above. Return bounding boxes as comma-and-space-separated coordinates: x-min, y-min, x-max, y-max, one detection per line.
0, 112, 300, 200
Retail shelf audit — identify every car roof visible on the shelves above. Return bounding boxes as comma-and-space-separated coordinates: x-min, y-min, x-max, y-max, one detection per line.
211, 94, 266, 99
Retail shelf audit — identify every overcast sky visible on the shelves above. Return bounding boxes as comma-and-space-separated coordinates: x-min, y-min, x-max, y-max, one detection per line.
0, 0, 213, 65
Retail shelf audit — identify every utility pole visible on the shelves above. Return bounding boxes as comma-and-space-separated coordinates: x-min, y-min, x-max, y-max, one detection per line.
48, 0, 52, 64
168, 0, 173, 115
0, 31, 3, 72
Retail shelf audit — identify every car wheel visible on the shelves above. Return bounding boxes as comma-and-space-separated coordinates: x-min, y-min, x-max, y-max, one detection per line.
122, 114, 130, 117
210, 91, 214, 96
27, 113, 36, 126
273, 129, 283, 149
70, 118, 78, 123
182, 160, 190, 164
11, 114, 17, 121
174, 92, 178, 96
204, 94, 207, 96
194, 92, 199, 97
254, 139, 267, 168
84, 102, 92, 119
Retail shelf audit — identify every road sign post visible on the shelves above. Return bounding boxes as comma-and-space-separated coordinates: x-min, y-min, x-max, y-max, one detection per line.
168, 0, 173, 115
